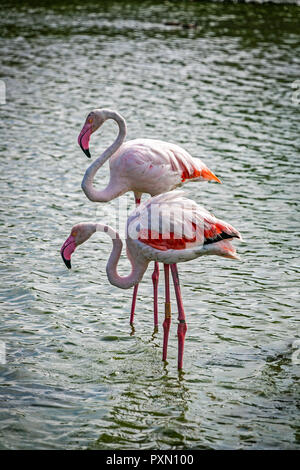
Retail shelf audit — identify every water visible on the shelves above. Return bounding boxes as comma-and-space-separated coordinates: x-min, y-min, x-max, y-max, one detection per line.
0, 0, 299, 450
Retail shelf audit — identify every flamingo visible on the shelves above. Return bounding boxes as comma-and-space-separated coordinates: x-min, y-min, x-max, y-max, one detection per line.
77, 108, 221, 329
61, 191, 241, 369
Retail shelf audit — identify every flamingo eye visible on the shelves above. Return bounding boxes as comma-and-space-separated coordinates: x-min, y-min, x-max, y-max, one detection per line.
72, 231, 77, 237
88, 118, 93, 124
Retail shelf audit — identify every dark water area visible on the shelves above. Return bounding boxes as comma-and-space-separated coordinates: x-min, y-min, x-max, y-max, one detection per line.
0, 0, 299, 449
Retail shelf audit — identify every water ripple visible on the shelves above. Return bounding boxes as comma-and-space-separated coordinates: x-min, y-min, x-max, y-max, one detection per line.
0, 0, 299, 450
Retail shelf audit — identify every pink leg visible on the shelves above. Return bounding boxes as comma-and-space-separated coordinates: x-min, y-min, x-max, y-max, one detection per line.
130, 284, 138, 325
152, 262, 159, 329
162, 264, 171, 361
170, 264, 187, 370
129, 194, 142, 325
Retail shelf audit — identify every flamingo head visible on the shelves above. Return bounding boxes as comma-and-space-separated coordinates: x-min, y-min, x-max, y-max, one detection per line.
78, 109, 106, 158
60, 223, 96, 269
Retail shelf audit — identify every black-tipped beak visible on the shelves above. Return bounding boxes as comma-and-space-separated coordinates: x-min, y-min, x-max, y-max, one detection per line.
83, 147, 91, 158
79, 140, 91, 158
78, 122, 93, 158
60, 235, 76, 270
61, 252, 71, 269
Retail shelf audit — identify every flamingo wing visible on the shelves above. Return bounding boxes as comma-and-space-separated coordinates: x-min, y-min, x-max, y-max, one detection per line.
128, 191, 241, 254
116, 139, 220, 195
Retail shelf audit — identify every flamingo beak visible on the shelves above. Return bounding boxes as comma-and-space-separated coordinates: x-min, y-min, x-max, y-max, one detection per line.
201, 168, 222, 183
60, 235, 76, 269
78, 122, 93, 158
62, 255, 71, 269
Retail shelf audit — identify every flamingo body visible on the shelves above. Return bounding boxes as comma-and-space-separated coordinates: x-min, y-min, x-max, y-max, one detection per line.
78, 109, 220, 203
107, 138, 220, 198
61, 191, 241, 369
78, 109, 221, 328
127, 191, 241, 265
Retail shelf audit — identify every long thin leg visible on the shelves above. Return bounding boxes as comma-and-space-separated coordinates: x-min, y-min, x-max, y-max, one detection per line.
129, 194, 141, 326
131, 262, 159, 328
130, 284, 138, 325
162, 264, 171, 361
152, 262, 159, 329
170, 264, 187, 370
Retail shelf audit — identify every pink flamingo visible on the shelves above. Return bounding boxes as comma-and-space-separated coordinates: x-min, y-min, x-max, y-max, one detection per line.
61, 191, 241, 369
78, 108, 221, 329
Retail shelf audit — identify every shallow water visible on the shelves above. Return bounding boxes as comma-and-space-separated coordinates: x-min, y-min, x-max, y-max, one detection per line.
0, 0, 299, 450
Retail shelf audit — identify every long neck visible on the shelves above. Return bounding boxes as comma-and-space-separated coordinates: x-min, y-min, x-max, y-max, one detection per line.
95, 223, 148, 289
81, 110, 127, 202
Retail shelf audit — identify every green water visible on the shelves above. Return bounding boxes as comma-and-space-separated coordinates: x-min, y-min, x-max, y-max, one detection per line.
0, 0, 299, 450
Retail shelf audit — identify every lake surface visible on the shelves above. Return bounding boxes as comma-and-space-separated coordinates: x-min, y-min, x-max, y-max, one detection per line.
0, 0, 299, 450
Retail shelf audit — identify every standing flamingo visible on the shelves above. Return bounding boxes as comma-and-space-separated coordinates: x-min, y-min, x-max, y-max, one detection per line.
61, 191, 241, 369
77, 108, 221, 329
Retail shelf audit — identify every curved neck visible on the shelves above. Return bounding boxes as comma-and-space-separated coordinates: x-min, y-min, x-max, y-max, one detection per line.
95, 224, 148, 289
81, 110, 127, 202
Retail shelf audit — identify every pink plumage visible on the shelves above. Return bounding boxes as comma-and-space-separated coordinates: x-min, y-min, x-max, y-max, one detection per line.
78, 109, 221, 203
77, 108, 221, 330
61, 191, 242, 369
